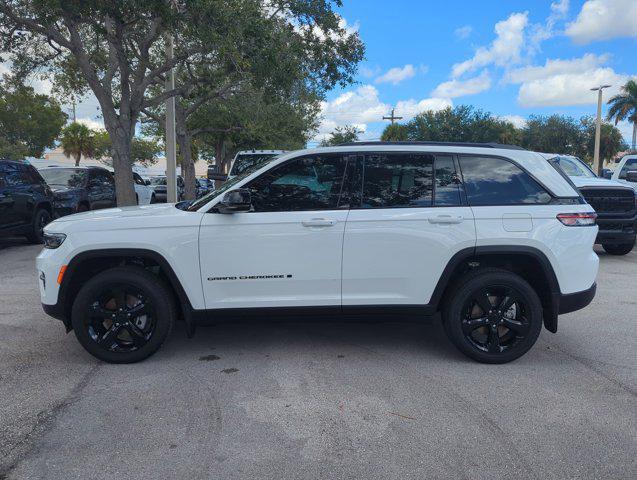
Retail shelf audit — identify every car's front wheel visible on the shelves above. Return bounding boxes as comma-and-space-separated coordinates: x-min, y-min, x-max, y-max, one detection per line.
71, 266, 176, 363
602, 241, 634, 256
25, 208, 51, 244
443, 268, 543, 364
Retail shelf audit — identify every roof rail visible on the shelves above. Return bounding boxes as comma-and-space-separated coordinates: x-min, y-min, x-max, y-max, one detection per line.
336, 141, 526, 150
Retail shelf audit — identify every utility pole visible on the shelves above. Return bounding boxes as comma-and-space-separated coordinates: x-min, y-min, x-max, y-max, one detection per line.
71, 99, 76, 123
383, 108, 403, 124
165, 34, 178, 203
591, 84, 612, 177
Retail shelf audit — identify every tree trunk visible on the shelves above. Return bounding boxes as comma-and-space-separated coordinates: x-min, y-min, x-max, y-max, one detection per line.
106, 123, 137, 207
175, 103, 197, 201
74, 153, 81, 167
214, 138, 226, 190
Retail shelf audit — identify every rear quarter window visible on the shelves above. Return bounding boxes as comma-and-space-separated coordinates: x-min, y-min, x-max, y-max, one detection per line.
459, 155, 552, 206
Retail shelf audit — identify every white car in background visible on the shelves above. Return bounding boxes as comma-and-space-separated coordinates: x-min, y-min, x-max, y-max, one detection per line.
611, 154, 637, 191
133, 172, 155, 204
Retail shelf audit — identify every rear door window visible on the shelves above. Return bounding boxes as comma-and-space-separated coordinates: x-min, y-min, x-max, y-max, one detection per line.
459, 156, 552, 205
361, 152, 434, 208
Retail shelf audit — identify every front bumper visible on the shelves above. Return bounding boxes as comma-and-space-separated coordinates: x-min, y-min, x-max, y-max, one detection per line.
595, 214, 636, 245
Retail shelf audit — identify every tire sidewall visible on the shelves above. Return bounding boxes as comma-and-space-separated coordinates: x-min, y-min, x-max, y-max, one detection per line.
28, 209, 51, 243
444, 270, 543, 364
71, 267, 174, 363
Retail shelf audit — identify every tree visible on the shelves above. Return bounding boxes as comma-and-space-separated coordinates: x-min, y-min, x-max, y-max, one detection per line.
380, 123, 409, 142
93, 130, 161, 168
1, 1, 362, 205
401, 106, 519, 144
580, 116, 627, 165
606, 79, 637, 151
320, 125, 361, 146
0, 82, 66, 159
59, 122, 96, 166
519, 114, 583, 155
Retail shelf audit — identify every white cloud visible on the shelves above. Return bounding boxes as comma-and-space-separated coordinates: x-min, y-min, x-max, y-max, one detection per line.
375, 64, 417, 85
76, 117, 105, 131
530, 0, 570, 52
566, 0, 637, 44
517, 67, 627, 107
454, 25, 473, 40
452, 12, 528, 78
314, 85, 451, 141
432, 70, 491, 98
504, 53, 632, 107
504, 53, 608, 83
500, 115, 527, 129
359, 65, 381, 79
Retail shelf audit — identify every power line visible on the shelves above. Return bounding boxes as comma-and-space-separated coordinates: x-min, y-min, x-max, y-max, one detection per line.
382, 108, 402, 124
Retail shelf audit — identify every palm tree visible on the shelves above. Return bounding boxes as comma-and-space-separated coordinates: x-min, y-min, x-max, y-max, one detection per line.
60, 122, 96, 166
606, 79, 637, 151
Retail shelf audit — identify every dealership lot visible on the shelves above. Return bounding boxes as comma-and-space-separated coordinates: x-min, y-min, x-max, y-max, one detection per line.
0, 239, 635, 480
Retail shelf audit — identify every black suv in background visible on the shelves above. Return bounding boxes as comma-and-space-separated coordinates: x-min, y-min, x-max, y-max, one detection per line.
38, 166, 116, 217
0, 159, 54, 243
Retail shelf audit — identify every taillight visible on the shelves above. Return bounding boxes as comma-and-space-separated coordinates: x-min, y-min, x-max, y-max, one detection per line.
557, 212, 597, 226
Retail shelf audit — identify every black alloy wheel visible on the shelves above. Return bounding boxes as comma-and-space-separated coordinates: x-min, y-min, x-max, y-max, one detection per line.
443, 268, 542, 364
26, 209, 51, 243
71, 266, 175, 363
85, 285, 156, 353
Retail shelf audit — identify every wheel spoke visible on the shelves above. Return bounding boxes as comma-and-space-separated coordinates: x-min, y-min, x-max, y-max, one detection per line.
128, 302, 148, 317
98, 324, 121, 346
498, 293, 516, 314
474, 288, 493, 315
487, 327, 501, 353
502, 317, 529, 336
462, 316, 489, 334
87, 303, 114, 319
124, 323, 147, 348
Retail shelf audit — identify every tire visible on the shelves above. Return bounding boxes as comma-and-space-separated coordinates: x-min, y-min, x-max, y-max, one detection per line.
25, 208, 51, 244
77, 203, 89, 213
135, 193, 139, 205
602, 241, 634, 256
71, 266, 176, 363
150, 194, 156, 204
442, 268, 543, 364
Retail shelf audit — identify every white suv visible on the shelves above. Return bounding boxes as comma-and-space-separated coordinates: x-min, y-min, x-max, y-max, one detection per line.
36, 142, 599, 364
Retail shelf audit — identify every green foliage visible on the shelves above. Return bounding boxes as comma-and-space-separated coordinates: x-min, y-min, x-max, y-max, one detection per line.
319, 125, 361, 147
0, 82, 67, 159
519, 114, 583, 155
380, 123, 409, 142
94, 130, 161, 168
606, 79, 637, 150
387, 106, 519, 145
59, 122, 96, 166
580, 116, 627, 164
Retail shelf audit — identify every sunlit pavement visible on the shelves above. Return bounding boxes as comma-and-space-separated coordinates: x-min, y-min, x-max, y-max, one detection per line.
1, 240, 635, 479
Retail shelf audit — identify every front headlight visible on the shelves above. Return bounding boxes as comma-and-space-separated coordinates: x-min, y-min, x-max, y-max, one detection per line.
43, 232, 67, 249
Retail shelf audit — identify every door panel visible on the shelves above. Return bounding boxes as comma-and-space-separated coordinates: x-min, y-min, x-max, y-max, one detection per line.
342, 207, 475, 305
199, 210, 348, 308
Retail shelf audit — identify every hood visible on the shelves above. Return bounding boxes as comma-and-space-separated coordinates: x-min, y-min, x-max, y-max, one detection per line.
45, 203, 202, 235
50, 185, 83, 195
569, 176, 629, 189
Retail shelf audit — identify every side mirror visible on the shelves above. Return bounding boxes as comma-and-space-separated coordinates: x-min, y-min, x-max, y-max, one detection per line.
217, 188, 251, 214
626, 171, 637, 183
602, 169, 612, 179
145, 179, 151, 186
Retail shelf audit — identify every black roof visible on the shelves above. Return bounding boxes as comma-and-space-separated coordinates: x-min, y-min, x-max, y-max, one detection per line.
336, 141, 525, 150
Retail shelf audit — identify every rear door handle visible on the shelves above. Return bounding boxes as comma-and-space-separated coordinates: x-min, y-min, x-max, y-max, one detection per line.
302, 218, 337, 227
428, 214, 464, 224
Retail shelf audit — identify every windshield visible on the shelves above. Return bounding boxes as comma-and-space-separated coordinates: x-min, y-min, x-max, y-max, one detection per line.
230, 153, 280, 176
40, 168, 87, 188
187, 156, 280, 211
552, 156, 596, 178
149, 177, 166, 185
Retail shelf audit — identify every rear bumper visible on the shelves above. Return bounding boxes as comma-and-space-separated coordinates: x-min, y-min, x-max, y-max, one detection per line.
558, 283, 596, 315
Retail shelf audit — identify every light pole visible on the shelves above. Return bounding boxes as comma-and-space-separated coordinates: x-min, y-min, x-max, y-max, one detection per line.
591, 84, 612, 176
164, 34, 177, 203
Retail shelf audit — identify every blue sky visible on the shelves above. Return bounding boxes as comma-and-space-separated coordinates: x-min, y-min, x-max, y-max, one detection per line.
311, 0, 637, 145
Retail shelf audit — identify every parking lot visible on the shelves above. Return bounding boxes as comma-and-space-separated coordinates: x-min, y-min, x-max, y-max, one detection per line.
0, 238, 635, 480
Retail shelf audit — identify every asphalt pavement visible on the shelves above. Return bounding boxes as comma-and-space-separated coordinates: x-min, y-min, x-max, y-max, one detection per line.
0, 237, 635, 480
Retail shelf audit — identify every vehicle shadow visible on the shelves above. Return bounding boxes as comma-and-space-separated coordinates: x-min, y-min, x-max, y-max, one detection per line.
0, 236, 31, 251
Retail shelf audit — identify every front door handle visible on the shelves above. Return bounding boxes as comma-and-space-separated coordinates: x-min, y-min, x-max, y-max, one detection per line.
302, 218, 337, 227
428, 214, 464, 224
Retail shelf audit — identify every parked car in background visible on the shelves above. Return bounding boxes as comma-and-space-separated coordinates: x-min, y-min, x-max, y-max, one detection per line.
38, 166, 116, 217
148, 175, 184, 202
611, 154, 637, 191
196, 178, 213, 198
542, 154, 637, 255
0, 159, 54, 243
132, 172, 155, 204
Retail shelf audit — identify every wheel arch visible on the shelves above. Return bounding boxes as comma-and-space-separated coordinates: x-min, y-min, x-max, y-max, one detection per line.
431, 246, 561, 332
58, 248, 194, 331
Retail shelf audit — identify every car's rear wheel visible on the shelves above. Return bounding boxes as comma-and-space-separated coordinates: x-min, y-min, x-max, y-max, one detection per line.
25, 208, 51, 244
77, 203, 89, 213
150, 193, 156, 204
602, 241, 634, 256
71, 266, 175, 363
443, 268, 543, 364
